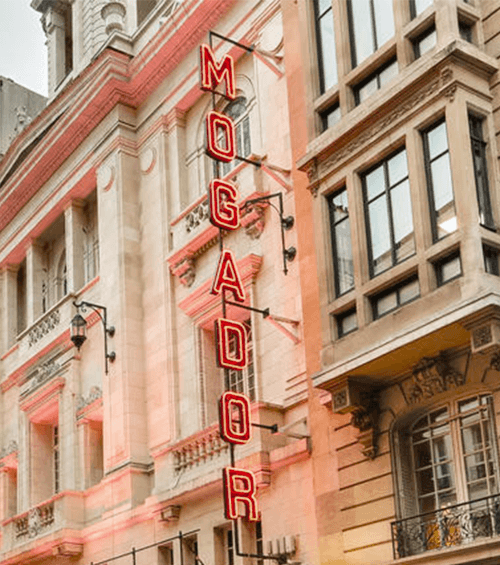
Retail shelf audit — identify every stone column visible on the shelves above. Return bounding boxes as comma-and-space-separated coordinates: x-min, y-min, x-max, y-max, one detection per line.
44, 5, 68, 93
166, 108, 187, 216
26, 241, 45, 325
1, 266, 18, 350
65, 200, 85, 294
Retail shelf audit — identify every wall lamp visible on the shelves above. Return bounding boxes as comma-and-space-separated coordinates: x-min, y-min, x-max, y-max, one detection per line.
70, 301, 116, 374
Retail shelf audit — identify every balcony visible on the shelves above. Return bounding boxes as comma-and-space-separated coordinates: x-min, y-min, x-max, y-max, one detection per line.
392, 494, 500, 559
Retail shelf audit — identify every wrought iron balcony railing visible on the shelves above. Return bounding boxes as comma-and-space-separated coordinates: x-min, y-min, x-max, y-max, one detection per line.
391, 493, 500, 559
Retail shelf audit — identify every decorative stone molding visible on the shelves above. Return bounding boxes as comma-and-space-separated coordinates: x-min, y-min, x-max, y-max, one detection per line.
185, 200, 209, 233
101, 1, 126, 35
304, 67, 454, 193
97, 164, 115, 192
160, 505, 181, 522
241, 201, 267, 239
76, 386, 102, 411
28, 309, 61, 346
404, 354, 465, 405
52, 543, 84, 557
139, 147, 157, 175
0, 441, 18, 461
22, 360, 61, 396
15, 502, 54, 539
329, 376, 380, 459
171, 257, 196, 287
171, 426, 228, 473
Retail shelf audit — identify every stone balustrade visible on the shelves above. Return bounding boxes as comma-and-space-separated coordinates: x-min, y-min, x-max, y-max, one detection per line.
171, 425, 228, 473
14, 501, 54, 540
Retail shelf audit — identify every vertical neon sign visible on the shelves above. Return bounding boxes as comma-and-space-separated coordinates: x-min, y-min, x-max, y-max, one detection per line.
200, 42, 260, 523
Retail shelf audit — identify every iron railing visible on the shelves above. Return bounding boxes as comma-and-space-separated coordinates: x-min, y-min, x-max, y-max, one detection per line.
391, 493, 500, 558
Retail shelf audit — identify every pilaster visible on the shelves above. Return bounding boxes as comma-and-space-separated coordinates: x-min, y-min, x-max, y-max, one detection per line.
26, 241, 45, 326
65, 200, 86, 294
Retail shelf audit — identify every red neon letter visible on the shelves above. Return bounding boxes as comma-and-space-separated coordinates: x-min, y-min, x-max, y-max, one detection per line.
219, 391, 251, 445
199, 44, 236, 100
209, 179, 240, 230
211, 249, 246, 303
206, 111, 236, 163
216, 318, 247, 370
223, 467, 260, 521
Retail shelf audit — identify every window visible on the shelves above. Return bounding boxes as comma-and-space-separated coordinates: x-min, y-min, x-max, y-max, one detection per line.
17, 260, 27, 335
372, 276, 419, 319
31, 417, 60, 503
413, 27, 436, 59
55, 252, 67, 302
182, 535, 198, 565
423, 120, 457, 241
328, 188, 354, 295
484, 245, 500, 276
459, 20, 473, 43
435, 251, 462, 286
314, 0, 338, 93
410, 0, 433, 19
354, 58, 398, 105
347, 0, 395, 68
227, 319, 255, 401
320, 103, 341, 132
398, 395, 499, 531
335, 308, 357, 338
217, 97, 251, 177
158, 544, 174, 565
469, 115, 494, 228
83, 195, 100, 284
363, 149, 415, 277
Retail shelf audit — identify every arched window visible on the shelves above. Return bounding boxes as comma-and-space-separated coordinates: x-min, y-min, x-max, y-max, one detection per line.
216, 96, 251, 178
394, 394, 500, 557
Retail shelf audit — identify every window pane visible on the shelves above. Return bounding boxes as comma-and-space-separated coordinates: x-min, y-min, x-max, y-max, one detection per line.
337, 309, 358, 337
414, 441, 432, 468
391, 180, 415, 262
431, 154, 455, 222
427, 122, 448, 159
357, 76, 378, 104
321, 104, 341, 131
437, 254, 461, 285
369, 196, 392, 274
365, 165, 385, 200
414, 0, 433, 16
399, 277, 419, 305
349, 0, 375, 65
379, 59, 398, 86
318, 0, 331, 14
335, 220, 354, 294
373, 0, 395, 47
388, 150, 408, 186
332, 190, 349, 222
376, 290, 398, 317
319, 10, 338, 90
417, 468, 435, 495
416, 28, 436, 58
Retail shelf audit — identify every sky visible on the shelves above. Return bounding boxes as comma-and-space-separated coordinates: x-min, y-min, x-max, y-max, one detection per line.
0, 0, 48, 96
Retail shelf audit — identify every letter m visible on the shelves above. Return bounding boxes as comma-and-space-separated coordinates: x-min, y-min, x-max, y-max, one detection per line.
200, 44, 236, 100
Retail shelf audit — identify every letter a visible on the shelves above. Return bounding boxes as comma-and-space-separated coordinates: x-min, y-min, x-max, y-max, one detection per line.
211, 249, 245, 303
223, 467, 260, 521
219, 391, 251, 445
200, 44, 236, 100
209, 180, 240, 231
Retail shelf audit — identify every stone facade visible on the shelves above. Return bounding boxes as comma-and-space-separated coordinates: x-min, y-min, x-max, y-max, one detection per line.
0, 1, 312, 565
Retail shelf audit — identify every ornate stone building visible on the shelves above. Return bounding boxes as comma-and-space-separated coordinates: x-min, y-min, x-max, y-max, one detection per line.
0, 1, 313, 564
284, 0, 500, 564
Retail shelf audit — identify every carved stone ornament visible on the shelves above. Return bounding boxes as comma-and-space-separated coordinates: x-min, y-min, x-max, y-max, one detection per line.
76, 386, 103, 411
350, 390, 380, 460
0, 440, 18, 460
240, 201, 266, 239
311, 68, 454, 185
173, 257, 196, 287
28, 508, 42, 538
28, 309, 61, 346
405, 354, 465, 405
24, 359, 61, 395
185, 200, 209, 233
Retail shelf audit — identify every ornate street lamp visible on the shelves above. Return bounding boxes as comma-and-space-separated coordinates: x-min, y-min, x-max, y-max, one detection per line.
70, 301, 116, 374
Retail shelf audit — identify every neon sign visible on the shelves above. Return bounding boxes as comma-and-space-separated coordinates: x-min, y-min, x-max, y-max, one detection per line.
200, 42, 260, 523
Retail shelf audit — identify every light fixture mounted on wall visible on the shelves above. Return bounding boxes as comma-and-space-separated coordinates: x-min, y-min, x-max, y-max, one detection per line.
70, 301, 116, 374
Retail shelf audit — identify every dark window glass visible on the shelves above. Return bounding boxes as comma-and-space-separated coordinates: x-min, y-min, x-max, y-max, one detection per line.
410, 0, 433, 18
321, 103, 341, 132
328, 188, 354, 295
363, 149, 415, 277
347, 0, 395, 68
469, 115, 494, 228
372, 276, 420, 319
336, 309, 358, 337
484, 246, 500, 276
216, 97, 251, 177
435, 252, 462, 286
354, 59, 398, 105
413, 27, 436, 59
423, 120, 457, 241
314, 0, 338, 92
459, 21, 473, 42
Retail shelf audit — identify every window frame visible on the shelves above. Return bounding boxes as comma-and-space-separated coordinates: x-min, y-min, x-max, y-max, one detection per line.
362, 147, 415, 278
313, 0, 338, 94
328, 187, 354, 296
353, 57, 398, 106
434, 251, 462, 287
371, 275, 420, 319
469, 114, 495, 229
422, 119, 457, 243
